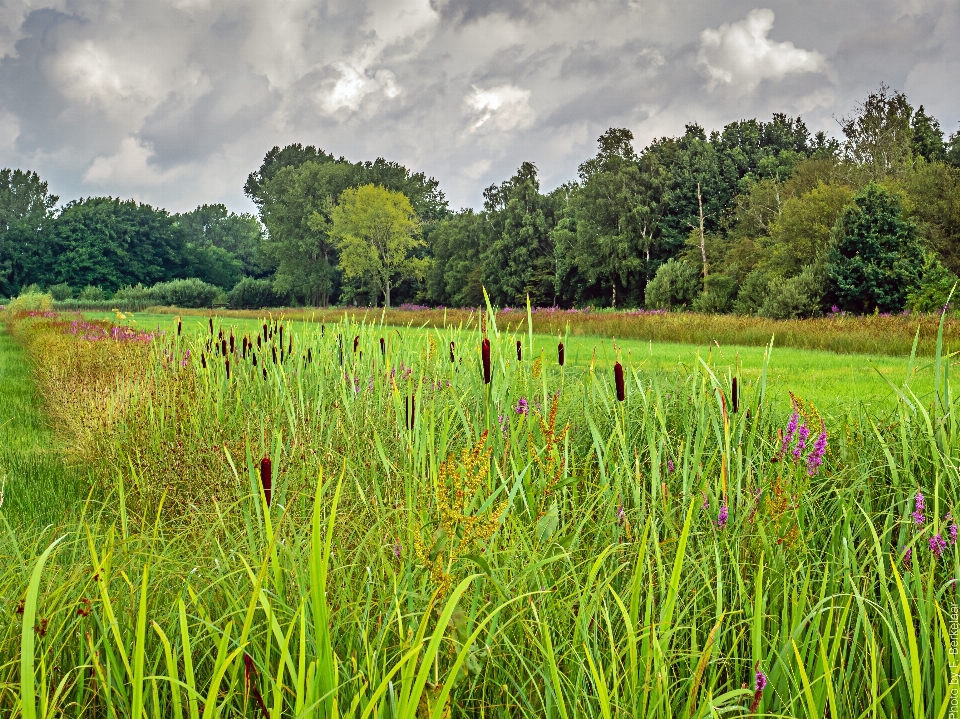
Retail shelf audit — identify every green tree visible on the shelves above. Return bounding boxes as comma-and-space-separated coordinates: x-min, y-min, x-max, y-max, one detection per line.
910, 105, 946, 163
840, 85, 914, 178
481, 162, 559, 306
766, 181, 855, 275
0, 168, 59, 296
330, 185, 424, 308
425, 210, 487, 307
644, 259, 700, 310
826, 184, 923, 312
46, 198, 187, 292
175, 204, 268, 280
560, 129, 647, 307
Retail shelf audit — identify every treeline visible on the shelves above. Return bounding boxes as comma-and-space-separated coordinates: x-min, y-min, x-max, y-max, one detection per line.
3, 85, 960, 315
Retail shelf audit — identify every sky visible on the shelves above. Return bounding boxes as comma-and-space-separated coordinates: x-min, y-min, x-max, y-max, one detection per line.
0, 0, 957, 215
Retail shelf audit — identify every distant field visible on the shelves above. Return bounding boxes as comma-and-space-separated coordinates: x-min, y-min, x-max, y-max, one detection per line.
90, 310, 938, 413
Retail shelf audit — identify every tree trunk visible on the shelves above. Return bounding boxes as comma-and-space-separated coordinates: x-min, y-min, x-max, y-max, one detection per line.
697, 182, 708, 292
385, 280, 391, 308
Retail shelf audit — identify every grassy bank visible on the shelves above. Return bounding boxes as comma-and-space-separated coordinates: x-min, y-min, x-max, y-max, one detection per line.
0, 307, 953, 717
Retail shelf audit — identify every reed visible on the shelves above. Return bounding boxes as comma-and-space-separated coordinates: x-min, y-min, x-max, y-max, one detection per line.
0, 306, 955, 718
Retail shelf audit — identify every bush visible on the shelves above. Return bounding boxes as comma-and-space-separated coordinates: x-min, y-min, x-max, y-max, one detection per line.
906, 253, 960, 313
645, 260, 701, 310
732, 270, 770, 315
113, 283, 156, 309
227, 277, 280, 309
692, 274, 736, 314
78, 285, 106, 301
8, 292, 53, 313
149, 278, 220, 308
759, 266, 825, 319
48, 283, 73, 301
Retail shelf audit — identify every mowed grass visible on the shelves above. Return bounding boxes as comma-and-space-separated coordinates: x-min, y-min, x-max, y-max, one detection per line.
0, 327, 83, 523
95, 311, 940, 413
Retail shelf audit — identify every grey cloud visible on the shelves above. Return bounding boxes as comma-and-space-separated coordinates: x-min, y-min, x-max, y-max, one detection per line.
0, 0, 956, 213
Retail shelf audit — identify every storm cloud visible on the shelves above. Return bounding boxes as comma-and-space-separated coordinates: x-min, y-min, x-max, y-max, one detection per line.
0, 0, 957, 212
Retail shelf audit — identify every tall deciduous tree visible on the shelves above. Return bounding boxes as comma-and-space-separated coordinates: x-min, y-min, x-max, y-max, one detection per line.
0, 168, 59, 296
330, 185, 424, 308
840, 85, 914, 178
827, 183, 923, 313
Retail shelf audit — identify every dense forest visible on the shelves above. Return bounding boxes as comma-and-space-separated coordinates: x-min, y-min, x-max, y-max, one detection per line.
3, 86, 960, 316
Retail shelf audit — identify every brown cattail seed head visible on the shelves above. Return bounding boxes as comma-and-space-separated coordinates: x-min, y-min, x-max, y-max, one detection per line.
731, 377, 739, 414
260, 457, 272, 506
516, 340, 522, 361
380, 337, 386, 355
449, 341, 455, 363
558, 342, 565, 367
354, 335, 359, 353
614, 361, 625, 402
481, 338, 491, 384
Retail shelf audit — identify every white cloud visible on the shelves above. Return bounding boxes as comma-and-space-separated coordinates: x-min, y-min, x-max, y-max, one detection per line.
83, 138, 179, 187
698, 9, 828, 92
467, 84, 533, 132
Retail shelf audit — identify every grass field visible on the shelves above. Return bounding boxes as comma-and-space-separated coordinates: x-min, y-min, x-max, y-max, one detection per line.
0, 307, 954, 718
92, 310, 942, 413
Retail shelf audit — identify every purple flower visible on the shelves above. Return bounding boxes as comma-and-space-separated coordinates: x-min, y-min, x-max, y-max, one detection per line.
781, 410, 799, 456
792, 423, 810, 460
755, 670, 767, 692
951, 524, 958, 545
903, 547, 912, 566
806, 426, 828, 476
667, 459, 675, 474
515, 397, 529, 415
616, 501, 625, 526
393, 541, 402, 559
912, 492, 926, 526
717, 503, 728, 529
701, 492, 709, 511
931, 534, 947, 558
830, 305, 840, 314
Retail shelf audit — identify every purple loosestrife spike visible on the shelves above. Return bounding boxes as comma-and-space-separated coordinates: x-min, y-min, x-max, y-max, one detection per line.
903, 547, 912, 566
614, 361, 625, 402
515, 397, 528, 415
717, 503, 728, 529
931, 534, 947, 558
749, 668, 767, 713
516, 340, 522, 361
807, 425, 828, 476
701, 492, 709, 511
481, 338, 491, 384
667, 459, 675, 474
558, 342, 565, 367
951, 523, 958, 545
393, 541, 402, 559
912, 492, 926, 526
616, 501, 625, 526
260, 457, 272, 507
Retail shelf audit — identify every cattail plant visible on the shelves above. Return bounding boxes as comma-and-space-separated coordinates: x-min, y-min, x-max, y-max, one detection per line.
279, 326, 283, 350
482, 338, 491, 384
177, 319, 182, 336
307, 348, 312, 363
229, 333, 235, 354
259, 456, 272, 507
225, 358, 230, 380
558, 342, 565, 367
380, 337, 386, 355
516, 340, 522, 361
272, 346, 278, 364
405, 395, 416, 430
614, 361, 625, 401
449, 341, 455, 362
221, 338, 227, 356
200, 352, 207, 369
262, 323, 268, 343
209, 317, 213, 334
731, 376, 739, 413
354, 335, 359, 353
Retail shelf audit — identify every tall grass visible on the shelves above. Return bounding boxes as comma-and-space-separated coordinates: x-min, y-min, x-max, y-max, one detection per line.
0, 305, 955, 717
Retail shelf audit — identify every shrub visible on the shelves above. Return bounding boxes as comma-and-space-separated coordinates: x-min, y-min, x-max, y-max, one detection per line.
906, 253, 960, 313
227, 277, 280, 309
149, 278, 220, 308
692, 274, 737, 314
8, 292, 53, 313
759, 266, 825, 319
48, 283, 73, 301
78, 285, 106, 301
732, 270, 770, 315
645, 259, 701, 310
